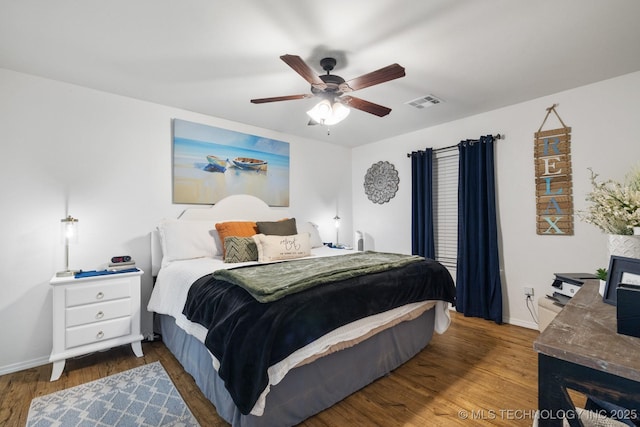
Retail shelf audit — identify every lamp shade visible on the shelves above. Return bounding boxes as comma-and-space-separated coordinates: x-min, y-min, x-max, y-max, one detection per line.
307, 100, 350, 125
57, 215, 79, 277
61, 215, 79, 244
307, 99, 332, 123
324, 102, 350, 125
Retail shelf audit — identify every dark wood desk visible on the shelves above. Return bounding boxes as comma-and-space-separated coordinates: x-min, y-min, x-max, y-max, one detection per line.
533, 279, 640, 426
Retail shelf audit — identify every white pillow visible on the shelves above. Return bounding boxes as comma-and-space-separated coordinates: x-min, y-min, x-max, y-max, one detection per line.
252, 233, 311, 262
297, 221, 323, 248
158, 219, 218, 265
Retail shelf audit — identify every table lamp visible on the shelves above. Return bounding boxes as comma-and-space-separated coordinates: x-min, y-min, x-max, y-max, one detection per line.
57, 215, 79, 277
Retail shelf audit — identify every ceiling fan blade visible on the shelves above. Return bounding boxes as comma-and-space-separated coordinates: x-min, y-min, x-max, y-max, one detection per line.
340, 96, 392, 117
280, 54, 327, 90
251, 94, 312, 104
341, 63, 406, 92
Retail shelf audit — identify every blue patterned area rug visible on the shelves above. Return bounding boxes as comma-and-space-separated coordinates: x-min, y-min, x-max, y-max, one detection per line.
27, 361, 200, 426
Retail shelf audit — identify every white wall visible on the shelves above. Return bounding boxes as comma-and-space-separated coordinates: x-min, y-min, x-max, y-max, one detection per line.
0, 68, 352, 374
352, 71, 640, 329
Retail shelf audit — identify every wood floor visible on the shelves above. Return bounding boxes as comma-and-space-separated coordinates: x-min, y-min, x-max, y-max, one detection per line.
0, 312, 542, 426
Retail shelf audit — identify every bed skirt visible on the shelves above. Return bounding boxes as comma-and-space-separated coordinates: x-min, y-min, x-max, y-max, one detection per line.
159, 307, 436, 427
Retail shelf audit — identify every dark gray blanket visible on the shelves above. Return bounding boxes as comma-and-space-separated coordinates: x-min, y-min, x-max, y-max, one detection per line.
183, 254, 455, 415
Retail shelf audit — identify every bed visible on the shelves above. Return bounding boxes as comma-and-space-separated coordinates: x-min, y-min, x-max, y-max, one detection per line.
147, 194, 456, 427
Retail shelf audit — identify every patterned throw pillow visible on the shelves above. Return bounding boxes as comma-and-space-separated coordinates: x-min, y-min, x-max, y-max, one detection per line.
252, 233, 311, 262
224, 236, 259, 263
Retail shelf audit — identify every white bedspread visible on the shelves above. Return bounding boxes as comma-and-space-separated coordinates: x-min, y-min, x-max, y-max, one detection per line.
147, 247, 451, 416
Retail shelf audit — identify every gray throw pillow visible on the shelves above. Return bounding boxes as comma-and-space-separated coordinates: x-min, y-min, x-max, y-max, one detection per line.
256, 218, 297, 236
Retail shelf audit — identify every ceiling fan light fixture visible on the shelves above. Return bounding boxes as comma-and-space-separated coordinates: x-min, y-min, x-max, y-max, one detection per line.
307, 99, 332, 122
326, 102, 350, 125
306, 99, 350, 126
254, 55, 404, 125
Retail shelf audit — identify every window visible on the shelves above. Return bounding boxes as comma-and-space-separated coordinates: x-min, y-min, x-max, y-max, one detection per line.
433, 149, 458, 279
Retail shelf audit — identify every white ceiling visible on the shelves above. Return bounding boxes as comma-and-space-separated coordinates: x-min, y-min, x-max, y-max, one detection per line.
2, 1, 640, 147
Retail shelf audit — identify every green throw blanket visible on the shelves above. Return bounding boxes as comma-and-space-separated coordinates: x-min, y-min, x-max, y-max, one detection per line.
213, 251, 424, 302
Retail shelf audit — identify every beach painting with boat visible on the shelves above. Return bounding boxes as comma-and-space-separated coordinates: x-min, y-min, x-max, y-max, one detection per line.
172, 119, 290, 206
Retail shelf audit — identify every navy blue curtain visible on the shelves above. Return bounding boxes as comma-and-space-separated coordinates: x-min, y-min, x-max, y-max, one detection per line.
456, 136, 503, 324
410, 149, 435, 259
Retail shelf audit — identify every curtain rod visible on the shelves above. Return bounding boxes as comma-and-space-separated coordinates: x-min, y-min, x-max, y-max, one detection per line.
406, 134, 503, 157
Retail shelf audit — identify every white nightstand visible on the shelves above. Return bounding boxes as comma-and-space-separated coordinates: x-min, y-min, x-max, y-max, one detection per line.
49, 269, 144, 381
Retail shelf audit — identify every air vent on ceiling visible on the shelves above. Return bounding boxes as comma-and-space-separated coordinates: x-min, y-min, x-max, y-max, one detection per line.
405, 94, 444, 109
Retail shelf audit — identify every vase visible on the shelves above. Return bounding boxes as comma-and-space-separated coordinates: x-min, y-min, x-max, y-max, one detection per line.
608, 234, 640, 259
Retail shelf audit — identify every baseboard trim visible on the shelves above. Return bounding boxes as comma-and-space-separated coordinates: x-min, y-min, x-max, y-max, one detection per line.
447, 306, 540, 331
503, 316, 539, 330
0, 355, 50, 376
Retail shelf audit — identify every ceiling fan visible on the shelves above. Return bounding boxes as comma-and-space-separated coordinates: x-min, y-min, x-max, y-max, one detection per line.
250, 55, 406, 124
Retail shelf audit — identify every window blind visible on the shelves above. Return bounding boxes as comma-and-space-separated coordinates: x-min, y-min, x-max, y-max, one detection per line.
433, 149, 458, 279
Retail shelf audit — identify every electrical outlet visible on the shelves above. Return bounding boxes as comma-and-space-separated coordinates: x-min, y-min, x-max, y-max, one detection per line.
524, 287, 534, 297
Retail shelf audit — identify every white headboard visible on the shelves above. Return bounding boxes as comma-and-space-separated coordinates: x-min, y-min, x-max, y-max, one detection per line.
178, 194, 289, 221
151, 195, 290, 276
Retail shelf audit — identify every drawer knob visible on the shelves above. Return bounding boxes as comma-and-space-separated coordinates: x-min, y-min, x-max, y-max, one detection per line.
96, 331, 104, 340
96, 292, 104, 300
96, 311, 104, 319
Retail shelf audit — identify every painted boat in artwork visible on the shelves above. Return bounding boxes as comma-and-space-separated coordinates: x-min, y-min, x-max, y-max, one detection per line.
206, 155, 228, 172
231, 157, 268, 171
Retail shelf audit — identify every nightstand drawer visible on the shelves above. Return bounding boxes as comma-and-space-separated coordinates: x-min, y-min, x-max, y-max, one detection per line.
65, 278, 131, 307
66, 298, 131, 328
66, 317, 131, 349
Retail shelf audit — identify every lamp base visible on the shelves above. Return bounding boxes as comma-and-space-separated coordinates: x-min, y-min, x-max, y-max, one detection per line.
56, 270, 78, 277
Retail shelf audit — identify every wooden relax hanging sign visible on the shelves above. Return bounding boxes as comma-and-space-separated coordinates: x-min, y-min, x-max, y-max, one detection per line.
534, 104, 574, 235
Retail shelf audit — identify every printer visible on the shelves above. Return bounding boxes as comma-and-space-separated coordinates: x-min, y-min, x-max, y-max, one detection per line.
548, 272, 597, 305
539, 272, 598, 331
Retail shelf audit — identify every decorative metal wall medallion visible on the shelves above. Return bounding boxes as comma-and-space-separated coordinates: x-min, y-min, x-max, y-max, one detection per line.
364, 161, 399, 204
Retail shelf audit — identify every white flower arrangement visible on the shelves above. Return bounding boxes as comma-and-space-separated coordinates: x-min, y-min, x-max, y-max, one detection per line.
579, 166, 640, 235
